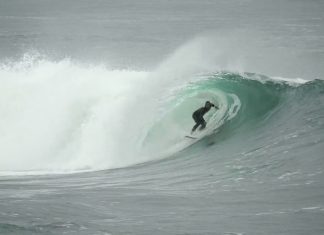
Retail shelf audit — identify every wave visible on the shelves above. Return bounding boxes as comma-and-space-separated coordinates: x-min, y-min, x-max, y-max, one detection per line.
0, 52, 323, 175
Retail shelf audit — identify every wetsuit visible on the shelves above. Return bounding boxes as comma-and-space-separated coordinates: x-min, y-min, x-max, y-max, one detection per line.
192, 103, 215, 132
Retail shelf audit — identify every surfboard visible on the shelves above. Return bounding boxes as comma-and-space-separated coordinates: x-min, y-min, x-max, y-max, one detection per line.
185, 128, 219, 141
185, 135, 198, 139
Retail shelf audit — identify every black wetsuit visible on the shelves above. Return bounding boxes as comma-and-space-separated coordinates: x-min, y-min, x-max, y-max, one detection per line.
192, 104, 215, 132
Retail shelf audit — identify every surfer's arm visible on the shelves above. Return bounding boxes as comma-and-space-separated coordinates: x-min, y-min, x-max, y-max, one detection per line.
211, 103, 219, 109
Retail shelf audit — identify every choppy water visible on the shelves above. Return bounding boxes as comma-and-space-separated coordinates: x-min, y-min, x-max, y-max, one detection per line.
1, 0, 324, 234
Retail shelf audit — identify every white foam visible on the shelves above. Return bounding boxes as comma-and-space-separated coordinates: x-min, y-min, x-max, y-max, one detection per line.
0, 57, 152, 174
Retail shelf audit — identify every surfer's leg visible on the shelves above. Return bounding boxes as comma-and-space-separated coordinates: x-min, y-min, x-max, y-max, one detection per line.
192, 113, 201, 133
199, 119, 206, 130
192, 123, 200, 133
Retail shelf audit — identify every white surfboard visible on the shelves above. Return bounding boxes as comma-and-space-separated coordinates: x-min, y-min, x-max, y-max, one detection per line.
185, 127, 219, 141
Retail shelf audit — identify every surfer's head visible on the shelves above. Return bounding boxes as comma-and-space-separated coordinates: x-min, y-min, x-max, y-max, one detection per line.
205, 101, 211, 108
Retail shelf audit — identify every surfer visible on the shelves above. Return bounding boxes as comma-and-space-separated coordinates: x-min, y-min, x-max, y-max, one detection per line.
191, 101, 218, 133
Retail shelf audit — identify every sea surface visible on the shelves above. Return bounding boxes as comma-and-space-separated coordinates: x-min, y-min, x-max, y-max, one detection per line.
0, 0, 324, 234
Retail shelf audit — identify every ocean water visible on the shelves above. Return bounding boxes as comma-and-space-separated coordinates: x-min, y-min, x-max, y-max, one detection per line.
0, 0, 324, 234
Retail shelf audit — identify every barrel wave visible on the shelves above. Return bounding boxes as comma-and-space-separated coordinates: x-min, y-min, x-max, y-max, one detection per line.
1, 58, 323, 177
144, 72, 324, 171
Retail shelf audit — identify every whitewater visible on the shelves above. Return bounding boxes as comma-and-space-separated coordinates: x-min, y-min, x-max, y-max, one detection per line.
1, 0, 324, 234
